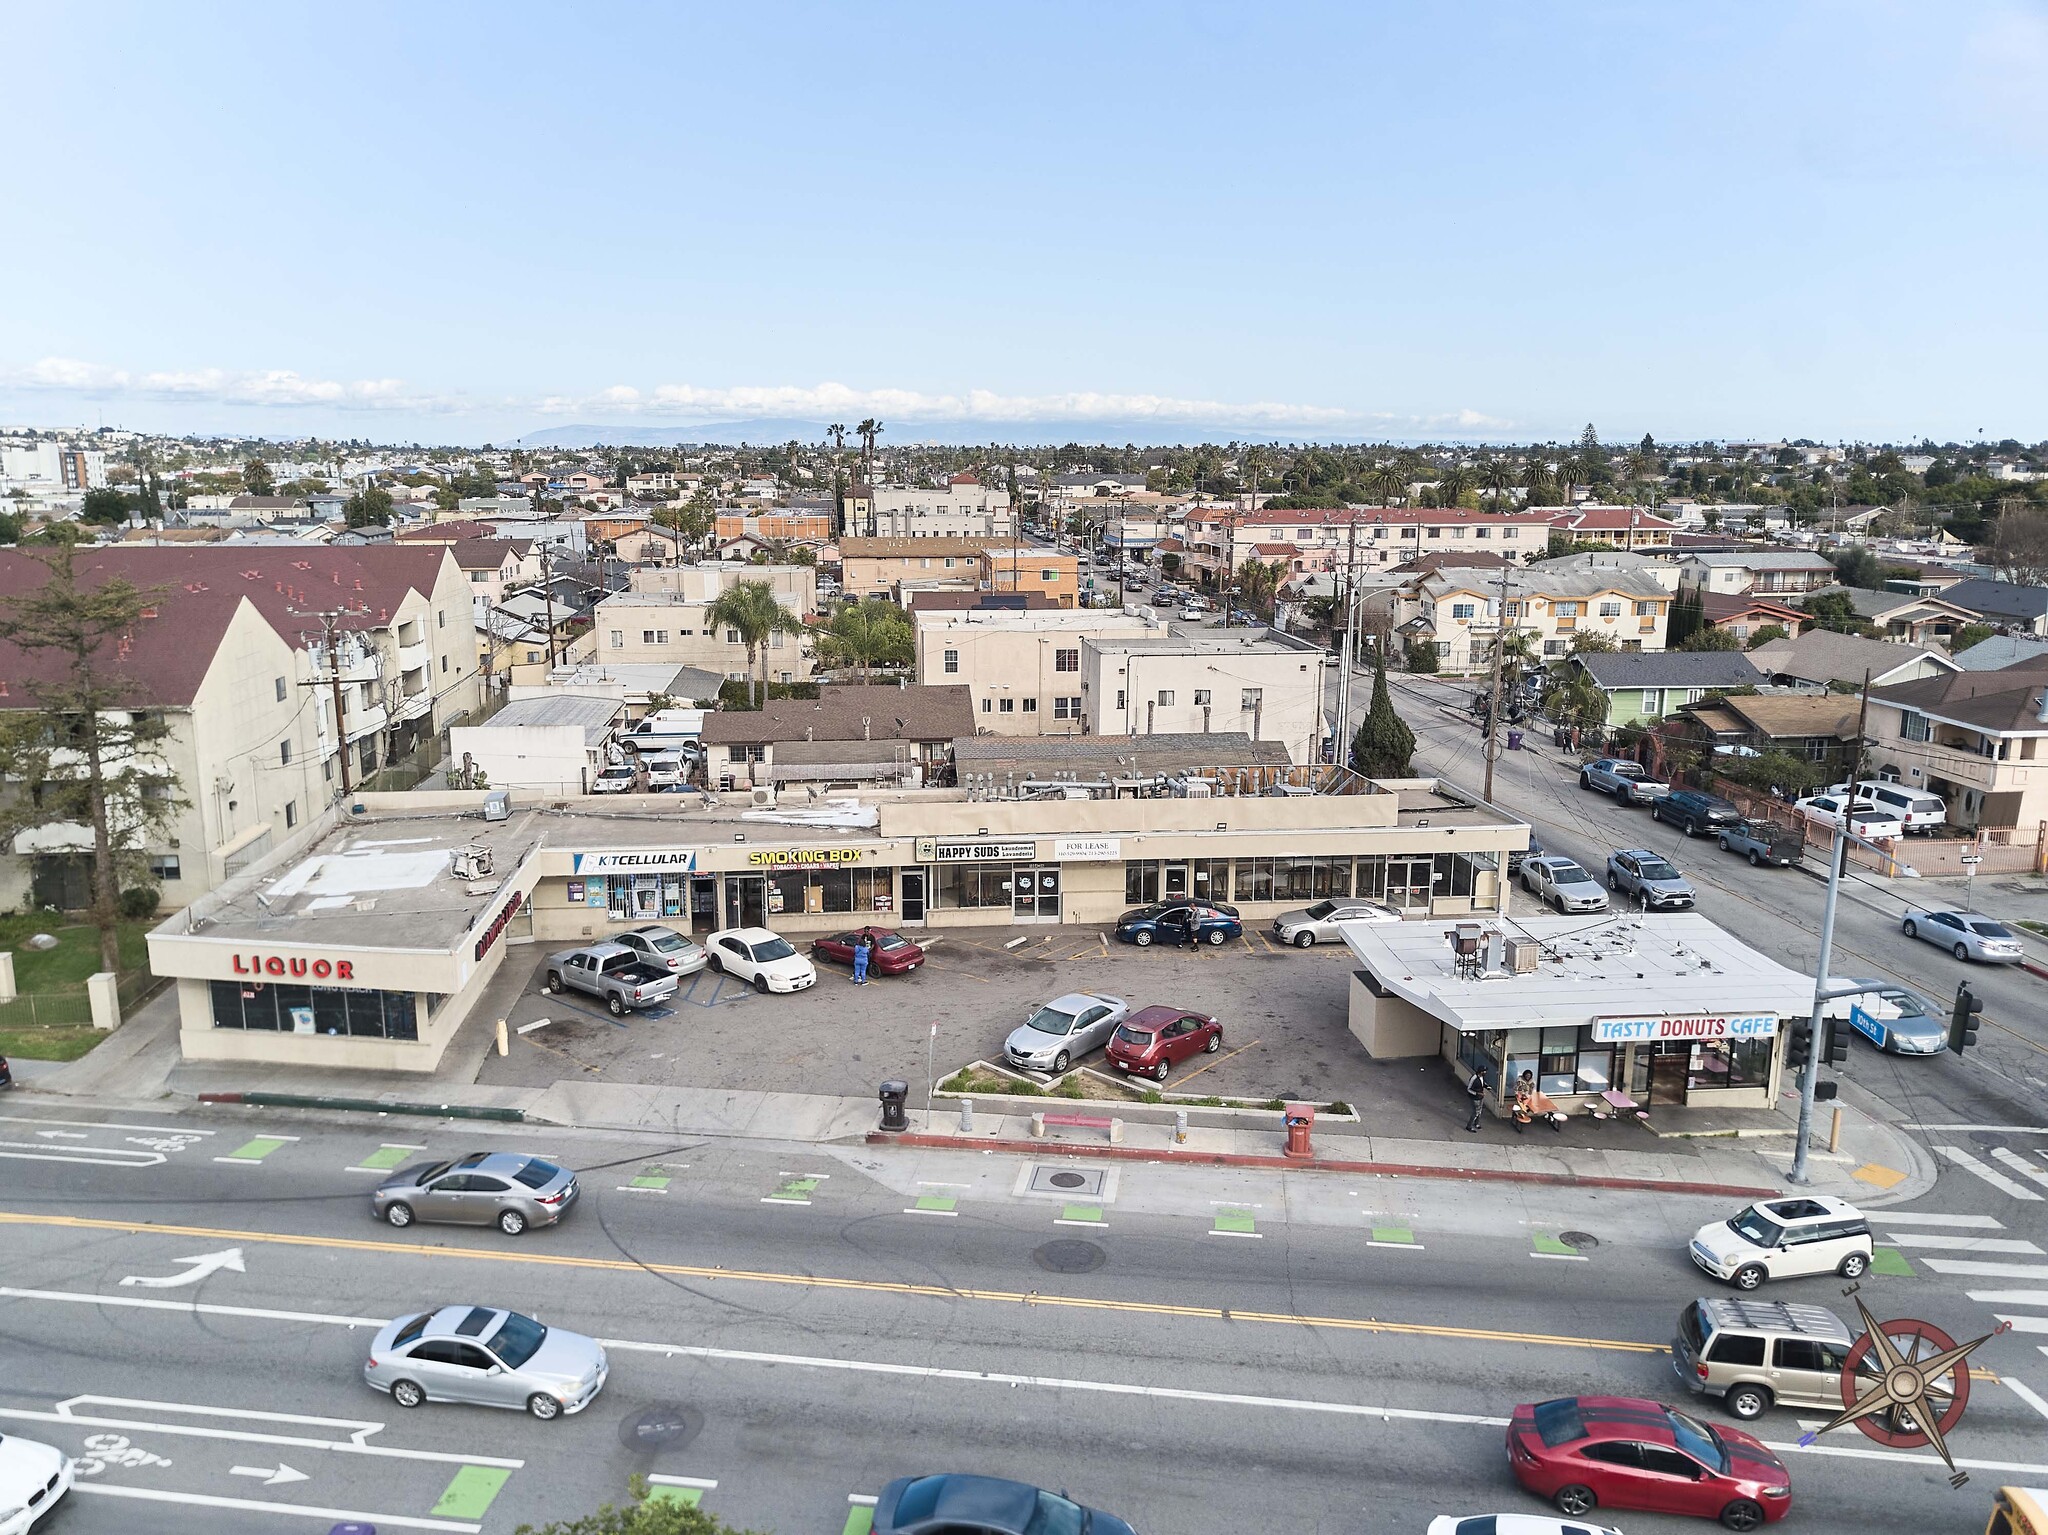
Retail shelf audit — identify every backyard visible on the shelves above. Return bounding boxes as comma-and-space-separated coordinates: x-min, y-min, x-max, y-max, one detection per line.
0, 918, 153, 1061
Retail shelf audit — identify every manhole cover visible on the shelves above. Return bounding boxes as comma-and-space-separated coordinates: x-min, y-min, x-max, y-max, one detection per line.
618, 1403, 703, 1453
1033, 1239, 1107, 1274
1972, 1131, 2009, 1147
1026, 1164, 1108, 1199
1048, 1171, 1088, 1189
1558, 1231, 1600, 1251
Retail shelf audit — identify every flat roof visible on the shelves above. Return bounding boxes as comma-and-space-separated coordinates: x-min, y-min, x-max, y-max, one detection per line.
1339, 911, 1815, 1032
481, 696, 623, 733
1087, 629, 1318, 658
167, 810, 548, 952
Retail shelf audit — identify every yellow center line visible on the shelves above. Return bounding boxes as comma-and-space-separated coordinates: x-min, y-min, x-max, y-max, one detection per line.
0, 1209, 1661, 1356
1168, 1037, 1262, 1089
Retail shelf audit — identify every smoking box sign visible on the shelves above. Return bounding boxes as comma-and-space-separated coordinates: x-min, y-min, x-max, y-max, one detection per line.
1592, 1013, 1779, 1043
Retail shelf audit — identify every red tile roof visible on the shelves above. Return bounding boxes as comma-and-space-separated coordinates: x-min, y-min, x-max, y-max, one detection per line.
1548, 507, 1681, 532
0, 546, 455, 708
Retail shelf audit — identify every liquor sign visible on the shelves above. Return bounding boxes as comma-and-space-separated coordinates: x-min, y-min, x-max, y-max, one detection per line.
1592, 1013, 1779, 1043
1052, 836, 1122, 862
916, 838, 1038, 863
473, 889, 525, 963
232, 953, 360, 981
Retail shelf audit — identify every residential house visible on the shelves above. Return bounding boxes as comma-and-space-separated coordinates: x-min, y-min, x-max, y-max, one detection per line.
1392, 565, 1672, 674
1528, 548, 1682, 592
980, 546, 1081, 608
853, 476, 1015, 539
1863, 660, 2048, 832
1178, 507, 1554, 591
1568, 651, 1767, 726
447, 694, 623, 796
1938, 578, 2048, 638
840, 536, 1001, 600
449, 539, 542, 611
227, 495, 311, 523
1546, 506, 1683, 551
914, 609, 1157, 734
610, 524, 692, 565
1744, 629, 1958, 692
1083, 628, 1331, 764
1880, 561, 1977, 600
1674, 692, 1862, 776
397, 520, 504, 545
699, 684, 974, 789
0, 545, 481, 912
1699, 590, 1805, 645
1953, 634, 2048, 672
592, 563, 818, 684
1800, 584, 1979, 647
1677, 550, 1838, 596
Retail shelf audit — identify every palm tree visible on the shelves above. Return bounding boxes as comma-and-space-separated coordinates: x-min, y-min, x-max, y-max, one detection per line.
828, 424, 847, 453
1365, 462, 1406, 507
856, 419, 882, 485
1435, 464, 1474, 508
1480, 456, 1518, 511
1542, 667, 1610, 742
1233, 557, 1288, 621
705, 580, 807, 708
817, 597, 913, 681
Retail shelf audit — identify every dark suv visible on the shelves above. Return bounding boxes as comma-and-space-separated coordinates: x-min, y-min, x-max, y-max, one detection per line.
1652, 789, 1742, 837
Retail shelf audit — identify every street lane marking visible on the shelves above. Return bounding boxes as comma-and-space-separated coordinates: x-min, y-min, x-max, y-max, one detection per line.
1922, 1260, 2048, 1279
1056, 1205, 1105, 1228
1996, 1316, 2048, 1334
1869, 1248, 1916, 1276
1909, 1124, 2048, 1134
1531, 1232, 1587, 1261
1869, 1212, 2005, 1228
348, 1144, 424, 1174
1993, 1147, 2048, 1192
1969, 1291, 2048, 1305
907, 1194, 958, 1217
764, 1175, 821, 1205
0, 1285, 386, 1327
73, 1483, 484, 1533
0, 1140, 167, 1168
844, 1499, 878, 1535
433, 1466, 512, 1520
2011, 1379, 2048, 1423
215, 1135, 298, 1167
1882, 1234, 2044, 1254
1210, 1206, 1259, 1238
1936, 1145, 2045, 1201
0, 1115, 215, 1135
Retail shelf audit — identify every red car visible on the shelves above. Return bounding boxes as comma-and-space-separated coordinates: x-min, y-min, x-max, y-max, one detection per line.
1105, 1004, 1222, 1081
1508, 1396, 1790, 1530
810, 927, 926, 975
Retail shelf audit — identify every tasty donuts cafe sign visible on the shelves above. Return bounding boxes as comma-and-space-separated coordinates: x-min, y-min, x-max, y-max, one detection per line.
1592, 1012, 1779, 1043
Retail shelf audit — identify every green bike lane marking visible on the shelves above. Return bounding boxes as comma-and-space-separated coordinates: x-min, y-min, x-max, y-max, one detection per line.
621, 1162, 682, 1193
1210, 1206, 1258, 1238
1870, 1247, 1916, 1277
646, 1475, 716, 1508
213, 1135, 298, 1166
1056, 1204, 1106, 1228
432, 1465, 512, 1519
347, 1143, 424, 1174
844, 1494, 878, 1534
1370, 1223, 1423, 1249
763, 1173, 827, 1205
1531, 1231, 1587, 1261
907, 1193, 958, 1217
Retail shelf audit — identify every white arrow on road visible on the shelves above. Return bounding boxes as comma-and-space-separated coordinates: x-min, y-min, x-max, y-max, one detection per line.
230, 1463, 308, 1486
117, 1248, 246, 1289
35, 1130, 87, 1140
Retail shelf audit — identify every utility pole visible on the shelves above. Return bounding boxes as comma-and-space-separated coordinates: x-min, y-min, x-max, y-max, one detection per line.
1480, 562, 1515, 803
1789, 827, 1849, 1185
539, 543, 560, 671
295, 607, 357, 796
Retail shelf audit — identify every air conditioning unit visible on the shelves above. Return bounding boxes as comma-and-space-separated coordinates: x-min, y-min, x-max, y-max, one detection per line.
749, 785, 778, 808
1504, 937, 1541, 975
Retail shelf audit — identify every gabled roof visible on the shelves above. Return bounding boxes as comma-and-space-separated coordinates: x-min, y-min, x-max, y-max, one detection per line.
1939, 577, 2048, 622
700, 684, 974, 746
1868, 659, 2048, 735
1683, 692, 1861, 741
1952, 634, 2048, 671
398, 520, 502, 542
1683, 550, 1835, 570
1572, 651, 1765, 691
1743, 628, 1959, 688
1699, 590, 1804, 624
1418, 565, 1667, 601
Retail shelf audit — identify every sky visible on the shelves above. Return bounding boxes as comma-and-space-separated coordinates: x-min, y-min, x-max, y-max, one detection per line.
4, 1, 2046, 447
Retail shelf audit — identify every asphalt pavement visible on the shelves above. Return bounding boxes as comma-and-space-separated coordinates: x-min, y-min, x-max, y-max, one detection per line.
4, 1099, 2047, 1534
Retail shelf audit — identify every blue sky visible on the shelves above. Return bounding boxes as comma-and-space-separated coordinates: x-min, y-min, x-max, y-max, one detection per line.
4, 1, 2045, 445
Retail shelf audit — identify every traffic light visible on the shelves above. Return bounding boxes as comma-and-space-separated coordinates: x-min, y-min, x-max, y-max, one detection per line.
1824, 1016, 1850, 1066
1787, 1022, 1813, 1069
1949, 985, 1983, 1054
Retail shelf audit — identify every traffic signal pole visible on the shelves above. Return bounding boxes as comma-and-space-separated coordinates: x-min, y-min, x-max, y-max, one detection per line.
1789, 828, 1850, 1186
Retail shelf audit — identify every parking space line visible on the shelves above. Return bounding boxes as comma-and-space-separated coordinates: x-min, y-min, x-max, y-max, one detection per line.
348, 1144, 425, 1174
1169, 1037, 1261, 1089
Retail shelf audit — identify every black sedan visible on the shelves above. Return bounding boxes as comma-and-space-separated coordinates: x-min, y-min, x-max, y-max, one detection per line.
875, 1474, 1136, 1535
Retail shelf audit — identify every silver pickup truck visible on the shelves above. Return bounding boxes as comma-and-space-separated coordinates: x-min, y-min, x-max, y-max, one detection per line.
543, 942, 680, 1015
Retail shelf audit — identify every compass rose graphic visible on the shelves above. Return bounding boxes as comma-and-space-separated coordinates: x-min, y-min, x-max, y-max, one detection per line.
1797, 1293, 2010, 1488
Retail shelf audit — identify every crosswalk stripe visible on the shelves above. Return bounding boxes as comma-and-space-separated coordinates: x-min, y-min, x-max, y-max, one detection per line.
1995, 1316, 2048, 1335
1968, 1291, 2048, 1306
1868, 1212, 2005, 1229
1924, 1259, 2048, 1279
1992, 1147, 2048, 1192
1936, 1145, 2046, 1201
1883, 1234, 2044, 1254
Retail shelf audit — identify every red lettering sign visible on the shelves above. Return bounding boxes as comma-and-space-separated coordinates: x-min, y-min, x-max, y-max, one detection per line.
226, 953, 358, 982
473, 891, 524, 963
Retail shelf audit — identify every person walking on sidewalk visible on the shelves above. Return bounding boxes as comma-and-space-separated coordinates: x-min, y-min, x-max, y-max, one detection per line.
852, 932, 873, 985
1464, 1068, 1488, 1132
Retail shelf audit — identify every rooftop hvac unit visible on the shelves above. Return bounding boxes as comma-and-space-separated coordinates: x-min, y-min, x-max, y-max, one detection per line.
481, 790, 511, 822
749, 785, 778, 809
1504, 937, 1541, 975
450, 846, 495, 882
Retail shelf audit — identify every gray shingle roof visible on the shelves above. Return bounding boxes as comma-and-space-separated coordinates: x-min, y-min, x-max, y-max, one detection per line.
1940, 578, 2048, 622
1572, 652, 1766, 690
1744, 628, 1956, 688
701, 684, 974, 746
1952, 634, 2048, 671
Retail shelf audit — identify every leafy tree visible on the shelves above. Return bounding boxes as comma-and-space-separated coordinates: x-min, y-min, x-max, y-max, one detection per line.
513, 1476, 764, 1535
1949, 623, 1995, 654
0, 510, 21, 545
1542, 666, 1610, 737
654, 488, 717, 550
80, 487, 135, 525
1800, 591, 1872, 636
345, 486, 395, 527
1981, 504, 2048, 586
0, 535, 187, 972
1745, 623, 1788, 649
815, 598, 912, 680
1829, 543, 1889, 590
1158, 552, 1181, 577
1233, 557, 1287, 621
705, 580, 806, 708
1569, 630, 1617, 653
242, 458, 275, 496
1676, 625, 1740, 652
1402, 637, 1439, 673
1351, 657, 1415, 777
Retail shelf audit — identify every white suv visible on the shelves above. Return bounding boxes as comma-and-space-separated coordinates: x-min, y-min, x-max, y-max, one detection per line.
1690, 1196, 1872, 1291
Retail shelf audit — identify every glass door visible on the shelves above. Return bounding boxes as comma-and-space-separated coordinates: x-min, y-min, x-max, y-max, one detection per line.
1013, 864, 1061, 920
1386, 857, 1432, 912
1162, 862, 1190, 901
900, 869, 926, 924
689, 876, 718, 933
724, 875, 766, 928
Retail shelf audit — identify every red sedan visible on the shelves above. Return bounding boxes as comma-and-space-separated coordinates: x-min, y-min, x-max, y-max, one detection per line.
1507, 1396, 1790, 1530
810, 927, 926, 976
1105, 1005, 1222, 1081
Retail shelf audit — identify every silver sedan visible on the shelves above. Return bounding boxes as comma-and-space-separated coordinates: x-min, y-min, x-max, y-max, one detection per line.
609, 924, 709, 975
1901, 908, 2027, 964
364, 1305, 607, 1419
1003, 992, 1130, 1074
1272, 897, 1400, 948
373, 1151, 578, 1236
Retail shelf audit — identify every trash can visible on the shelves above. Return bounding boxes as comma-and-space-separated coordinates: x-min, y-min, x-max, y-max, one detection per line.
1283, 1102, 1315, 1160
878, 1079, 910, 1133
1506, 729, 1523, 752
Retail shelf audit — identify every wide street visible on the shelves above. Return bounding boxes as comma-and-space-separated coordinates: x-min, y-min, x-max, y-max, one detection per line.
3, 1092, 2048, 1535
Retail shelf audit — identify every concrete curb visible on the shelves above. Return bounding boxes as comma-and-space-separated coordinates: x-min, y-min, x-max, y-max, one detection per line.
868, 1131, 1780, 1198
200, 1090, 526, 1123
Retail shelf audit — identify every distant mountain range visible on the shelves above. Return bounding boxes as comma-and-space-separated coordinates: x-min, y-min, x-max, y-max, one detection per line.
511, 419, 1320, 449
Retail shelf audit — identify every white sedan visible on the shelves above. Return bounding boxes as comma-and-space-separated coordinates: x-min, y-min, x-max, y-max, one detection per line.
1427, 1519, 1623, 1535
1272, 897, 1401, 948
0, 1433, 73, 1535
1794, 794, 1903, 841
1901, 907, 2027, 964
705, 926, 818, 993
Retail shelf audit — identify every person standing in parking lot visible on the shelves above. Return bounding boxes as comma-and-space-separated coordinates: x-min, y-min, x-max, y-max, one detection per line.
1465, 1068, 1488, 1132
852, 932, 873, 985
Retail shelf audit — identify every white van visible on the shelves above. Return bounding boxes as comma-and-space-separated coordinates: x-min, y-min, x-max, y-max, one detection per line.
1831, 779, 1947, 835
620, 708, 706, 755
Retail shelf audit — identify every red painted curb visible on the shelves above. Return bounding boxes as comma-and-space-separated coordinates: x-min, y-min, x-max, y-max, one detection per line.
2021, 959, 2048, 983
196, 1092, 245, 1104
867, 1131, 1779, 1199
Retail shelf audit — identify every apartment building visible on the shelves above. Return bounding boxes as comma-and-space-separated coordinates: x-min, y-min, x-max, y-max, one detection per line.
840, 537, 1003, 600
1394, 564, 1671, 673
980, 546, 1081, 608
847, 475, 1014, 538
450, 539, 542, 610
1864, 658, 2048, 832
0, 545, 481, 912
591, 562, 818, 683
714, 508, 832, 544
1082, 629, 1331, 764
0, 443, 106, 493
1546, 506, 1683, 550
1177, 507, 1554, 589
914, 609, 1155, 734
1677, 551, 1838, 595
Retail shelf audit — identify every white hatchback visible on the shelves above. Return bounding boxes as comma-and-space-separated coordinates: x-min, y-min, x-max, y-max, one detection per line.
0, 1433, 73, 1535
705, 926, 817, 994
1690, 1196, 1872, 1291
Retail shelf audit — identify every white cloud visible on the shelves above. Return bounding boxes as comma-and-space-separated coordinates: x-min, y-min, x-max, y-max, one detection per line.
7, 356, 466, 414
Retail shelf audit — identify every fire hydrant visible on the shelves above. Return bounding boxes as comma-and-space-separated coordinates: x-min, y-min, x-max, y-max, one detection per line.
1282, 1102, 1315, 1160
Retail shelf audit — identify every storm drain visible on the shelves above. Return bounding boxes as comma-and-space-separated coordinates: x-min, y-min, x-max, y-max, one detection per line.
1034, 1239, 1108, 1274
1028, 1165, 1108, 1199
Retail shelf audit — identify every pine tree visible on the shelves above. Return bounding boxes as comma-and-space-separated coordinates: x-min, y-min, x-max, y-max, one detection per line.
1351, 656, 1416, 777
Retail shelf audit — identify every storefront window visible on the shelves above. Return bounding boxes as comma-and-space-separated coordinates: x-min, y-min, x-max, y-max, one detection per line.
1234, 858, 1274, 903
1267, 856, 1351, 899
209, 979, 422, 1042
1430, 851, 1497, 900
1192, 859, 1231, 900
1125, 860, 1161, 904
1354, 856, 1387, 902
764, 866, 882, 916
1575, 1048, 1616, 1094
936, 863, 1019, 908
1690, 1037, 1773, 1091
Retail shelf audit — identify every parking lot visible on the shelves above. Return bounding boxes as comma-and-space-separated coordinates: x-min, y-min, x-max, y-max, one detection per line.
476, 924, 1414, 1113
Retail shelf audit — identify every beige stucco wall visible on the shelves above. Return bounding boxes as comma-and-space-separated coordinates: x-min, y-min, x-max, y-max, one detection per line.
1082, 642, 1327, 763
1346, 972, 1441, 1058
914, 612, 1152, 735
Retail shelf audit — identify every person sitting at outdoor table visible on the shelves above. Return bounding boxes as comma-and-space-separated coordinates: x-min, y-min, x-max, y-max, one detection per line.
1511, 1085, 1535, 1132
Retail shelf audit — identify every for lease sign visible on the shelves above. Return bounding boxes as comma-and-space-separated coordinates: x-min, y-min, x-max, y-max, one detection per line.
1592, 1013, 1778, 1043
